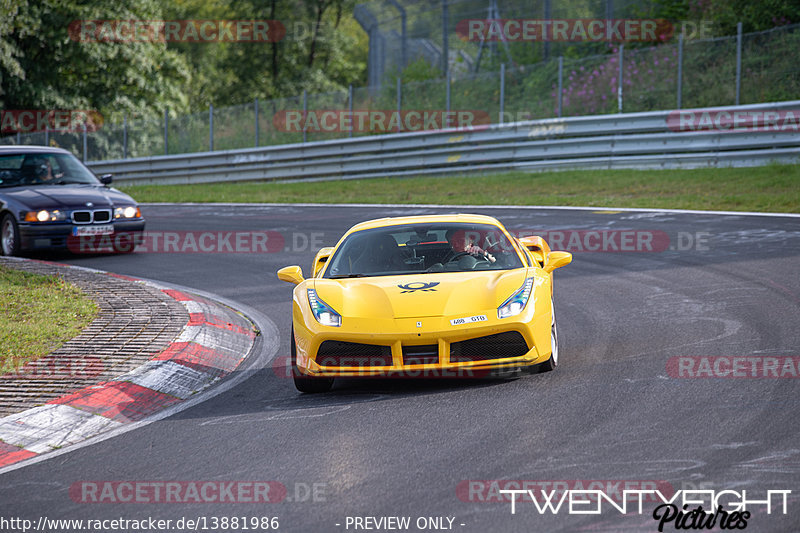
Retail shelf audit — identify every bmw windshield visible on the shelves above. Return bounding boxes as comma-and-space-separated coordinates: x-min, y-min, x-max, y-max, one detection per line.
324, 223, 525, 278
0, 152, 101, 188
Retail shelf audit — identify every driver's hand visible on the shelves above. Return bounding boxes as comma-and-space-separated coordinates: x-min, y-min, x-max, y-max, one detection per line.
466, 244, 496, 262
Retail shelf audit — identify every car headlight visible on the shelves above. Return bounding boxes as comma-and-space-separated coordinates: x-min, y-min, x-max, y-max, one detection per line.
497, 277, 534, 319
114, 206, 141, 219
308, 289, 342, 327
23, 210, 67, 222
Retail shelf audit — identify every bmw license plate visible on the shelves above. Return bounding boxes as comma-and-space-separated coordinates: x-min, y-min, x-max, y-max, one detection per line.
72, 225, 114, 236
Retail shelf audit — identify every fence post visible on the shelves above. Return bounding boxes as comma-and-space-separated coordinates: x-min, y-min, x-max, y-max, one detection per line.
44, 127, 49, 147
446, 71, 451, 117
677, 34, 684, 109
123, 115, 128, 159
396, 77, 402, 133
499, 63, 505, 125
302, 90, 308, 143
735, 22, 742, 105
164, 109, 168, 155
617, 44, 624, 113
209, 105, 214, 151
557, 56, 563, 117
348, 84, 354, 138
254, 99, 259, 147
82, 123, 87, 162
16, 131, 21, 144
441, 0, 449, 76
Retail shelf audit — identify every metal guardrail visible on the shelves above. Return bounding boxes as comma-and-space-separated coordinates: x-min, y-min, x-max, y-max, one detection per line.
87, 101, 800, 186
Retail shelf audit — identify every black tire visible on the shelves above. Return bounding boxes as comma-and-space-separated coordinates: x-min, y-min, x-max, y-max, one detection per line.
291, 327, 334, 393
533, 300, 559, 373
1, 213, 20, 257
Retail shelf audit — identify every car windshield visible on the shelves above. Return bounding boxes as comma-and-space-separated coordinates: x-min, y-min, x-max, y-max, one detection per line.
0, 152, 100, 188
324, 222, 524, 278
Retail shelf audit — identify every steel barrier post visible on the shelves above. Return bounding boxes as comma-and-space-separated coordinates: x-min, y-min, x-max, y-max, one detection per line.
557, 56, 563, 117
209, 105, 214, 151
677, 34, 684, 109
618, 44, 624, 113
396, 77, 402, 133
123, 115, 128, 158
349, 84, 354, 138
499, 63, 505, 125
303, 90, 308, 143
164, 109, 168, 155
736, 22, 742, 105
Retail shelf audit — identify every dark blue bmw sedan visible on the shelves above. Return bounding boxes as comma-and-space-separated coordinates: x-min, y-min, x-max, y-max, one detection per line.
0, 146, 144, 256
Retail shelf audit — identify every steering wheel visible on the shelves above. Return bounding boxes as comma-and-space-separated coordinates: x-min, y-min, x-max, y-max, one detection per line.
446, 250, 492, 263
444, 251, 472, 263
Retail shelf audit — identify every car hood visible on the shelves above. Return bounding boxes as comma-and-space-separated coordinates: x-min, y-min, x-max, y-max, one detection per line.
1, 185, 135, 210
312, 269, 529, 319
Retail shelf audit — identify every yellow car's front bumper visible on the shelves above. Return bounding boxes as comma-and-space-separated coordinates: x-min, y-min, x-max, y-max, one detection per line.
292, 300, 552, 378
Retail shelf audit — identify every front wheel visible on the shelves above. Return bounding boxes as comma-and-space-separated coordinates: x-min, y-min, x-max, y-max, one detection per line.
291, 328, 334, 393
1, 214, 20, 256
533, 300, 559, 373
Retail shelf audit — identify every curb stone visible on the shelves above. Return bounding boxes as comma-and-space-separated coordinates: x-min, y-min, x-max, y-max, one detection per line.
0, 257, 258, 468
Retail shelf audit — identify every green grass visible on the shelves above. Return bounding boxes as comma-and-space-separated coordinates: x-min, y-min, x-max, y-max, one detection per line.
0, 266, 98, 374
121, 164, 800, 213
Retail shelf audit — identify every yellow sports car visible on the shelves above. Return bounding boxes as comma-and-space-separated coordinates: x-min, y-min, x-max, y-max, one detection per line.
277, 214, 571, 392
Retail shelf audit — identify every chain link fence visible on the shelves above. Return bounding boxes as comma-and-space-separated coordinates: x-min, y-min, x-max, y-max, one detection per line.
2, 23, 798, 161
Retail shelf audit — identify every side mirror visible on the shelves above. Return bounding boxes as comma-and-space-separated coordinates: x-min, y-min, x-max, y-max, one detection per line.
277, 265, 304, 285
518, 235, 551, 265
99, 174, 113, 185
312, 247, 334, 277
544, 251, 572, 273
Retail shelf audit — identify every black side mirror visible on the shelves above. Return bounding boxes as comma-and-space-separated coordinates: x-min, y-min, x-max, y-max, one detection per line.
99, 174, 113, 185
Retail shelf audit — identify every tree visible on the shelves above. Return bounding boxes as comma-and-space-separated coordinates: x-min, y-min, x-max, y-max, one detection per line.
0, 0, 191, 123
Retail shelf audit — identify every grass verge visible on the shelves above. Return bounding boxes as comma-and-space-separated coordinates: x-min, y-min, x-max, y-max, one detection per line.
120, 164, 800, 213
0, 266, 98, 374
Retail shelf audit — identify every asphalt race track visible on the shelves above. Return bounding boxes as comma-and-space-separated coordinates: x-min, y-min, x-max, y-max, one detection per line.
2, 204, 799, 533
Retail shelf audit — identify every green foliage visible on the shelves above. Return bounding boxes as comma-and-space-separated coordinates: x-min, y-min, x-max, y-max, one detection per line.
0, 0, 191, 122
0, 265, 97, 372
398, 57, 441, 83
162, 0, 366, 109
0, 0, 367, 121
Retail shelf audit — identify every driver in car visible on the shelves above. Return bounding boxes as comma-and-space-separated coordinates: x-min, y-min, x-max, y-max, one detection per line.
446, 229, 496, 263
24, 157, 61, 183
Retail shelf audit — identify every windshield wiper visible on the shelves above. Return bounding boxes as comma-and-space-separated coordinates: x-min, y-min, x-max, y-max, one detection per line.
329, 273, 368, 279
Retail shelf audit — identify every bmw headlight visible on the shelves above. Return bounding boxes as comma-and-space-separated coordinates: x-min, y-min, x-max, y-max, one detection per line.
24, 210, 67, 222
114, 206, 141, 219
497, 277, 534, 319
308, 289, 341, 327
